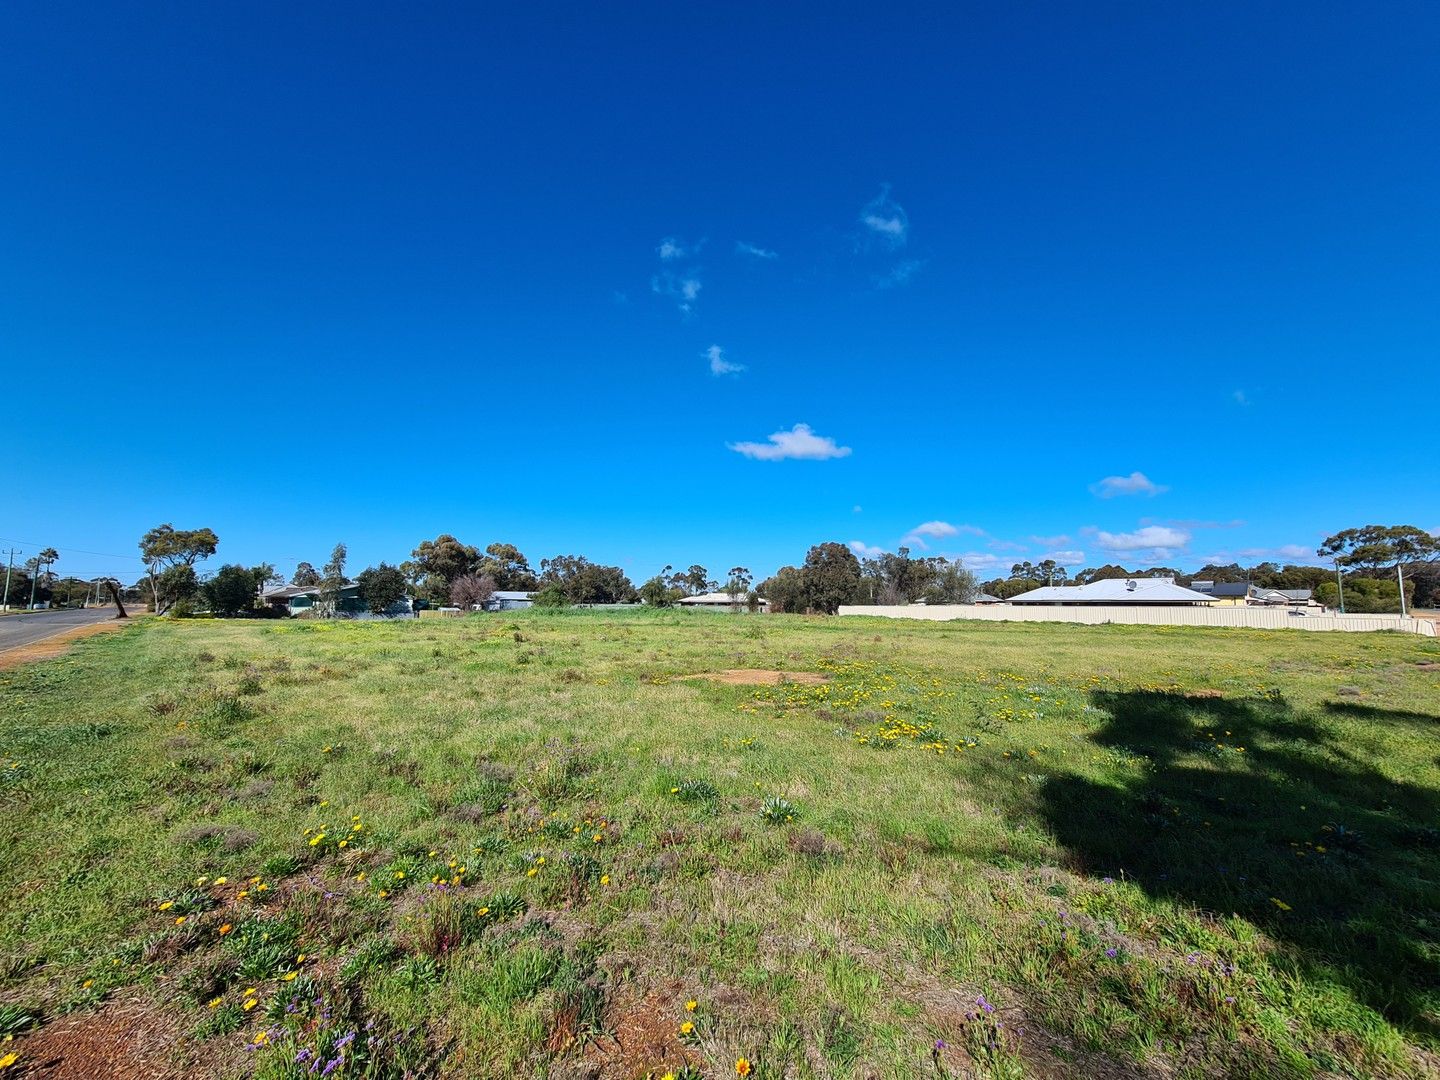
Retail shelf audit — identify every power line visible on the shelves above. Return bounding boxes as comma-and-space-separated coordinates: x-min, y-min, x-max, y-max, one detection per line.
0, 536, 142, 562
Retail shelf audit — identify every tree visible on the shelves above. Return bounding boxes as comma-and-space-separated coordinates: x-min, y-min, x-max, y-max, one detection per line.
26, 547, 59, 609
1319, 525, 1440, 575
802, 542, 861, 615
292, 562, 321, 587
640, 574, 681, 607
476, 542, 540, 591
1012, 559, 1067, 585
725, 566, 752, 604
450, 572, 497, 609
139, 524, 219, 614
410, 534, 482, 603
924, 559, 979, 604
758, 566, 807, 613
319, 543, 348, 617
679, 565, 714, 596
1316, 576, 1414, 614
153, 565, 200, 613
538, 555, 638, 605
202, 564, 262, 616
356, 563, 409, 615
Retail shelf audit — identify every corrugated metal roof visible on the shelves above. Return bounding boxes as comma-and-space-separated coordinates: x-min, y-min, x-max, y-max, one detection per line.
677, 592, 765, 605
1008, 578, 1216, 604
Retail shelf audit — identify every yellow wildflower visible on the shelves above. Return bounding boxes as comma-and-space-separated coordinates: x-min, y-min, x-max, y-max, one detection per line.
679, 1020, 694, 1035
685, 999, 697, 1012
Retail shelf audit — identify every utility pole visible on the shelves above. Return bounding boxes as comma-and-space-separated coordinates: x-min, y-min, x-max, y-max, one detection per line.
1334, 559, 1345, 615
1, 548, 19, 611
1398, 563, 1408, 617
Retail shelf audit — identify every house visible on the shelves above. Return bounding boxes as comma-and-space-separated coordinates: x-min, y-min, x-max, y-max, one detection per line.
483, 591, 534, 611
1007, 576, 1216, 606
261, 583, 415, 618
973, 593, 1004, 605
677, 591, 770, 612
1189, 581, 1316, 607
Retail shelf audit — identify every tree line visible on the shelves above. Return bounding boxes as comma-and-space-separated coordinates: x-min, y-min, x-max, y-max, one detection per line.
122, 521, 1439, 618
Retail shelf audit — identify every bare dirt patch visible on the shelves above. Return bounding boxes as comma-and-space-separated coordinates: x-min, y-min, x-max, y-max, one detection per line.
583, 988, 694, 1079
9, 996, 198, 1079
0, 618, 135, 672
679, 669, 829, 686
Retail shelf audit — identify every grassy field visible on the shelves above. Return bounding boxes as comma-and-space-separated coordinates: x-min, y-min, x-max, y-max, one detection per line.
1, 611, 1439, 1079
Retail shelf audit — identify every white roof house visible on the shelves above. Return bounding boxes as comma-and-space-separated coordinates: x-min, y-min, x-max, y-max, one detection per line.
677, 591, 769, 611
1008, 577, 1216, 606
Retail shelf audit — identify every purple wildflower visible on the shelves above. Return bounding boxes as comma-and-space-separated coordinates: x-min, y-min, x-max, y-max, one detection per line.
976, 994, 995, 1014
1105, 947, 1118, 958
321, 1056, 343, 1077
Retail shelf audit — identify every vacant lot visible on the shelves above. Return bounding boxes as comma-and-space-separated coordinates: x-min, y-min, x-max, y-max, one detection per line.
1, 611, 1438, 1079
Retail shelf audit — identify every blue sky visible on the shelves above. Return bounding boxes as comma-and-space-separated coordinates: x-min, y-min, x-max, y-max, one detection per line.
4, 3, 1437, 585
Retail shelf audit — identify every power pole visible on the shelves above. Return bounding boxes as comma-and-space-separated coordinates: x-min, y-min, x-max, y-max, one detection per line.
1398, 563, 1408, 617
1, 548, 19, 611
1335, 560, 1345, 615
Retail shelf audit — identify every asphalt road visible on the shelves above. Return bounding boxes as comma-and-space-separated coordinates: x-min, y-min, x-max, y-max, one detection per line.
0, 606, 123, 651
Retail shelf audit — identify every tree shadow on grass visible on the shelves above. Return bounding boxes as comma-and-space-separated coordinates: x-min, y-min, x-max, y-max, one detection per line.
1034, 690, 1440, 1042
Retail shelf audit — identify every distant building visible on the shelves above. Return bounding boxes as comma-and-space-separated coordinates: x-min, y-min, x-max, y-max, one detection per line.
973, 593, 1004, 605
677, 591, 770, 612
1007, 576, 1215, 606
260, 583, 414, 618
1189, 581, 1316, 607
483, 591, 534, 611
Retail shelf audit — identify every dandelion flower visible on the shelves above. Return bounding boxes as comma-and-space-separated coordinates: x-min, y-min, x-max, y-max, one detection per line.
219, 924, 233, 936
283, 971, 297, 981
0, 1052, 19, 1069
157, 901, 173, 911
175, 916, 187, 925
242, 999, 257, 1011
685, 999, 697, 1012
736, 1058, 753, 1077
82, 979, 93, 989
526, 868, 538, 878
207, 998, 221, 1009
679, 1020, 694, 1035
599, 875, 610, 887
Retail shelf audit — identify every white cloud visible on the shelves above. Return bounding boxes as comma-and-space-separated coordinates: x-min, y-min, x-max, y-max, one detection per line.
652, 272, 703, 315
860, 185, 909, 247
657, 236, 700, 261
1042, 550, 1086, 566
1237, 544, 1313, 561
736, 241, 777, 259
728, 423, 852, 462
1031, 534, 1071, 547
1094, 525, 1191, 553
848, 540, 885, 559
1091, 471, 1168, 498
953, 551, 1011, 571
875, 258, 924, 289
706, 345, 745, 377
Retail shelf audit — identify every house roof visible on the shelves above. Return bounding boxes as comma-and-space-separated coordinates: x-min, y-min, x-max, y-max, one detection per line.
1191, 581, 1250, 597
678, 592, 766, 605
973, 593, 1003, 603
262, 584, 320, 599
1008, 577, 1216, 604
490, 591, 534, 601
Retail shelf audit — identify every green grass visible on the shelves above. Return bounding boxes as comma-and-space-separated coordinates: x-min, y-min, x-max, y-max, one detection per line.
1, 610, 1438, 1078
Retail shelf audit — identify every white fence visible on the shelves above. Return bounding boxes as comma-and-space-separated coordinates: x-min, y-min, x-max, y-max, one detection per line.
836, 604, 1437, 637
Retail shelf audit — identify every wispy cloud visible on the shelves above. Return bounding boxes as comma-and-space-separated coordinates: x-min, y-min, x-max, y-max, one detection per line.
706, 345, 745, 377
875, 258, 924, 289
1091, 471, 1168, 498
652, 271, 702, 315
1031, 534, 1071, 547
1237, 544, 1313, 561
859, 185, 909, 248
1042, 550, 1086, 566
735, 241, 777, 260
954, 551, 1011, 571
898, 520, 985, 550
853, 505, 863, 513
848, 540, 885, 559
657, 236, 701, 261
728, 423, 852, 462
1094, 525, 1191, 554
1233, 389, 1250, 406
